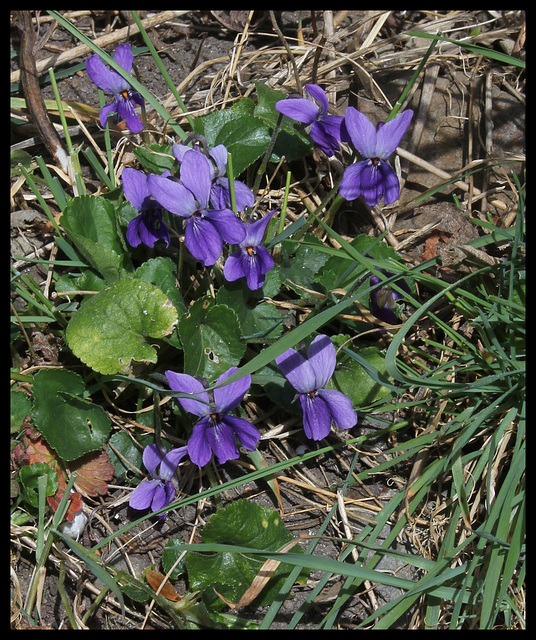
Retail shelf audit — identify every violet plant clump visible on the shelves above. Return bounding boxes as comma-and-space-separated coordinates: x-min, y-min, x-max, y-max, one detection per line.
339, 107, 413, 206
165, 367, 261, 467
148, 149, 246, 266
85, 43, 144, 133
275, 83, 347, 157
276, 334, 358, 441
122, 168, 170, 248
128, 444, 188, 516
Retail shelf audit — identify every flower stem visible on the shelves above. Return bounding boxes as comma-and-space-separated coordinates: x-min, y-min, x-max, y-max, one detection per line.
251, 112, 284, 198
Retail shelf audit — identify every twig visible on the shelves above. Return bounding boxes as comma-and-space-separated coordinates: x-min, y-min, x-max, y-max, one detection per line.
269, 11, 302, 94
14, 11, 70, 176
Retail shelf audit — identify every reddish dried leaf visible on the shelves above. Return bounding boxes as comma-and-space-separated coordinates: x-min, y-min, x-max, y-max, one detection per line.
16, 427, 84, 522
47, 490, 84, 522
69, 450, 115, 498
420, 231, 441, 262
145, 569, 182, 602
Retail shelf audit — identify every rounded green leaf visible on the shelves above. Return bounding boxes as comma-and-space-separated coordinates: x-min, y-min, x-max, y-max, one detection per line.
31, 369, 111, 461
178, 297, 245, 379
332, 343, 395, 407
66, 278, 178, 374
177, 500, 306, 608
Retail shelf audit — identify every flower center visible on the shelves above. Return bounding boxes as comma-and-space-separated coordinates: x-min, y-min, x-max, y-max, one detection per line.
370, 157, 381, 166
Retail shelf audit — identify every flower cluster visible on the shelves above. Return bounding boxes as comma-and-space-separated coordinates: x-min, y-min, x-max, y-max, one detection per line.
129, 334, 358, 515
118, 139, 275, 289
87, 58, 401, 518
276, 84, 413, 207
129, 366, 260, 515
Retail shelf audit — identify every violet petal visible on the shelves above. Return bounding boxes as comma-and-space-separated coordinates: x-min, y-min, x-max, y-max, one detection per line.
276, 348, 316, 393
275, 97, 319, 125
165, 371, 210, 417
187, 418, 213, 467
213, 367, 251, 413
317, 388, 357, 430
300, 394, 332, 441
307, 335, 336, 389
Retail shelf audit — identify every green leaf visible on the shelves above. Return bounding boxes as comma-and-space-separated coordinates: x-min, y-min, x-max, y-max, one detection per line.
135, 256, 186, 317
332, 341, 395, 407
280, 234, 331, 297
194, 98, 271, 177
54, 269, 107, 294
135, 257, 185, 349
215, 280, 283, 343
106, 431, 145, 480
19, 462, 59, 508
177, 500, 306, 609
162, 536, 189, 580
178, 296, 245, 379
11, 389, 32, 433
253, 81, 313, 163
65, 278, 178, 375
60, 195, 129, 282
31, 369, 111, 461
133, 143, 176, 174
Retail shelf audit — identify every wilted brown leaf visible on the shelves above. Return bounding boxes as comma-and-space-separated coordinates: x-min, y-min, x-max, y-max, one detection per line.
69, 450, 115, 497
16, 427, 84, 521
145, 569, 182, 602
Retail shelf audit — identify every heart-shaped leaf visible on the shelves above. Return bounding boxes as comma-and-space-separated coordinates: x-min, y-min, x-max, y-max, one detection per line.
134, 143, 176, 174
332, 338, 395, 407
174, 499, 307, 610
31, 369, 111, 461
66, 278, 178, 374
19, 462, 59, 508
194, 98, 271, 177
216, 280, 283, 343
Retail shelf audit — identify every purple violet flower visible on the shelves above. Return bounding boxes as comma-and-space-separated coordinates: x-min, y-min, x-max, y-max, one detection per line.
275, 84, 346, 157
85, 43, 144, 133
223, 209, 276, 290
275, 335, 357, 441
369, 273, 411, 325
166, 367, 260, 467
147, 149, 246, 266
339, 107, 413, 207
173, 143, 255, 212
129, 444, 188, 516
122, 168, 170, 248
